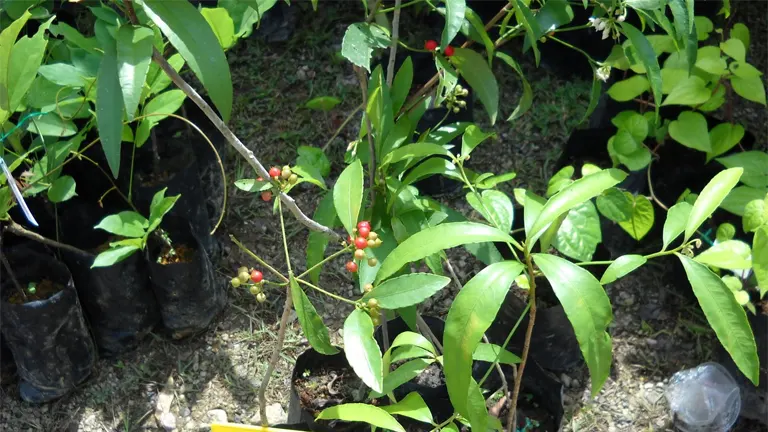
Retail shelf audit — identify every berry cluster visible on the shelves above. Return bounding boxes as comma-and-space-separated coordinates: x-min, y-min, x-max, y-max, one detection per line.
231, 266, 267, 303
447, 84, 469, 113
345, 220, 382, 273
424, 39, 454, 57
365, 298, 381, 325
260, 165, 299, 202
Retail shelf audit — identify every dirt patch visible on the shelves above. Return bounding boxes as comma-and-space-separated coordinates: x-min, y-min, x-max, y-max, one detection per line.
7, 278, 62, 304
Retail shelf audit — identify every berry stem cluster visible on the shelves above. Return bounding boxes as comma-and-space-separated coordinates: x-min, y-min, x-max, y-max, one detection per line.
345, 220, 383, 273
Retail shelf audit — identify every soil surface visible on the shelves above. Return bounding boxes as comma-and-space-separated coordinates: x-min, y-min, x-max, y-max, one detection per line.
158, 244, 196, 265
7, 279, 63, 304
294, 368, 366, 414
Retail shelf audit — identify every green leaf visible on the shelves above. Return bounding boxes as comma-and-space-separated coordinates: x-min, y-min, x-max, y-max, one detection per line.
343, 309, 384, 393
663, 201, 692, 250
716, 151, 768, 189
201, 7, 236, 50
465, 190, 514, 234
707, 123, 745, 161
47, 175, 76, 203
91, 245, 141, 268
668, 111, 710, 152
372, 358, 435, 398
626, 0, 662, 9
140, 0, 233, 121
721, 186, 766, 216
495, 52, 533, 121
305, 96, 341, 112
729, 61, 762, 79
234, 178, 271, 192
596, 187, 633, 222
32, 63, 88, 87
376, 222, 516, 283
340, 23, 389, 72
143, 89, 186, 124
676, 254, 759, 385
553, 201, 602, 261
514, 0, 541, 66
730, 75, 766, 105
317, 403, 404, 432
464, 8, 495, 64
621, 23, 662, 117
382, 143, 450, 166
441, 0, 466, 49
731, 23, 750, 52
476, 172, 517, 189
607, 75, 650, 102
146, 53, 184, 96
695, 16, 713, 40
695, 240, 752, 270
147, 188, 180, 232
721, 38, 746, 63
51, 22, 98, 53
618, 193, 654, 241
472, 343, 521, 365
546, 166, 574, 197
612, 111, 649, 141
6, 16, 51, 119
451, 48, 499, 125
381, 392, 433, 425
662, 76, 711, 106
753, 226, 768, 298
333, 160, 364, 235
397, 158, 462, 194
444, 261, 525, 416
95, 23, 124, 178
608, 131, 651, 171
358, 227, 398, 291
743, 199, 767, 233
116, 25, 153, 120
685, 167, 744, 241
660, 68, 688, 94
296, 146, 331, 178
290, 276, 338, 354
601, 255, 647, 284
534, 254, 614, 395
717, 223, 737, 242
461, 125, 494, 159
390, 331, 437, 356
528, 169, 628, 249
362, 273, 450, 309
95, 211, 148, 238
306, 192, 337, 284
695, 46, 727, 75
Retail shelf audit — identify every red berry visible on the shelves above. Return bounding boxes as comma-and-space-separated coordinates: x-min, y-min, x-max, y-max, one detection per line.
354, 237, 368, 250
424, 39, 438, 51
261, 191, 272, 201
444, 45, 455, 57
269, 167, 281, 178
357, 220, 370, 231
250, 270, 263, 283
346, 261, 358, 273
358, 225, 371, 238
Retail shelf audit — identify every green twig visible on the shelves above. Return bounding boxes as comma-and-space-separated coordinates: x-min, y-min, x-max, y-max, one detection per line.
295, 277, 357, 305
229, 234, 289, 283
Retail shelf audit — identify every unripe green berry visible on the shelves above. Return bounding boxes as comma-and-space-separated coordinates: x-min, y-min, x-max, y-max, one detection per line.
367, 298, 379, 308
250, 285, 261, 295
363, 283, 373, 293
289, 174, 298, 184
238, 266, 248, 274
238, 271, 251, 283
256, 292, 267, 303
231, 277, 241, 288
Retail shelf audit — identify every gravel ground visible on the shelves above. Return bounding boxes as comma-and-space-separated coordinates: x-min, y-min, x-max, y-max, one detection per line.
2, 2, 767, 431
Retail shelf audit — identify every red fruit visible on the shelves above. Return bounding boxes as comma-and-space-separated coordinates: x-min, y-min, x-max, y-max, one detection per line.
269, 167, 281, 178
354, 237, 368, 250
250, 270, 263, 283
346, 261, 358, 273
358, 225, 371, 238
424, 39, 438, 51
444, 45, 455, 57
261, 191, 272, 201
357, 220, 370, 230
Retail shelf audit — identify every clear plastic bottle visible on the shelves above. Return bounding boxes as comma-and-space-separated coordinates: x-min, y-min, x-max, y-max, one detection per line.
665, 362, 741, 432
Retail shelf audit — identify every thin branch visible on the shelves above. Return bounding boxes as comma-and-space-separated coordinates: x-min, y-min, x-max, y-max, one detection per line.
321, 103, 364, 152
365, 0, 383, 23
259, 284, 293, 426
5, 221, 91, 257
385, 0, 402, 86
230, 235, 289, 283
0, 232, 26, 301
647, 160, 669, 211
416, 313, 443, 354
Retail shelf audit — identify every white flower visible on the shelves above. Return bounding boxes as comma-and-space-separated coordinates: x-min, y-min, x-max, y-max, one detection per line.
588, 17, 600, 29
602, 26, 611, 39
596, 65, 612, 82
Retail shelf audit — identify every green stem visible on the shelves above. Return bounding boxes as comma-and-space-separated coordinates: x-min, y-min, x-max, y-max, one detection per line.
577, 243, 689, 267
295, 278, 358, 305
278, 199, 293, 275
478, 301, 531, 387
430, 413, 458, 432
378, 0, 425, 13
547, 35, 598, 66
230, 234, 289, 283
296, 244, 354, 280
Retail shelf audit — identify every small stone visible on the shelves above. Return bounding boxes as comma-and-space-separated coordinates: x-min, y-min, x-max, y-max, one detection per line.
646, 338, 657, 346
250, 403, 287, 425
184, 420, 197, 431
644, 382, 654, 389
206, 409, 228, 424
571, 379, 580, 388
159, 412, 176, 431
181, 407, 191, 418
560, 373, 572, 388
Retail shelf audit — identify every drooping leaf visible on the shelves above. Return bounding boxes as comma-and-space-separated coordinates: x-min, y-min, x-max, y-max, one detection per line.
451, 48, 499, 124
333, 160, 364, 235
514, 0, 541, 65
444, 261, 524, 417
290, 276, 338, 354
343, 309, 383, 393
621, 22, 662, 118
600, 255, 647, 284
95, 23, 124, 178
200, 7, 236, 50
546, 166, 574, 197
340, 23, 390, 72
116, 25, 154, 120
371, 358, 434, 397
676, 254, 758, 385
472, 343, 521, 365
534, 254, 613, 395
461, 125, 494, 159
662, 201, 692, 250
495, 52, 533, 121
306, 192, 338, 284
141, 0, 233, 121
362, 273, 451, 309
95, 211, 148, 238
694, 240, 752, 270
465, 190, 514, 234
382, 143, 451, 166
441, 0, 466, 49
317, 403, 405, 432
91, 245, 141, 268
685, 167, 743, 241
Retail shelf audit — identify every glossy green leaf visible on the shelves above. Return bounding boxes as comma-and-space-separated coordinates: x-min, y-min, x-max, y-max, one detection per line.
143, 89, 186, 124
528, 169, 627, 249
472, 343, 521, 365
461, 125, 494, 158
581, 68, 603, 124
731, 23, 750, 52
607, 75, 650, 102
91, 245, 141, 268
397, 158, 462, 193
618, 193, 654, 241
685, 168, 743, 241
305, 96, 341, 112
25, 113, 77, 137
553, 201, 601, 261
515, 0, 541, 66
534, 254, 613, 395
743, 198, 767, 233
495, 52, 533, 121
306, 192, 338, 284
717, 223, 737, 242
141, 0, 233, 121
662, 76, 711, 106
441, 0, 466, 49
601, 255, 647, 284
362, 273, 450, 309
466, 190, 514, 234
47, 175, 76, 203
290, 276, 338, 354
731, 75, 766, 105
451, 48, 499, 124
721, 38, 746, 63
0, 11, 32, 122
95, 211, 148, 238
694, 240, 752, 270
382, 143, 450, 166
444, 261, 524, 416
390, 56, 413, 114
390, 345, 432, 363
234, 178, 271, 192
116, 25, 153, 120
201, 7, 236, 50
317, 403, 404, 432
376, 222, 516, 283
662, 201, 692, 250
476, 172, 517, 189
340, 23, 389, 72
95, 24, 124, 178
381, 392, 433, 425
372, 358, 434, 397
6, 16, 51, 119
546, 166, 574, 197
676, 254, 758, 385
716, 151, 768, 189
146, 53, 184, 97
668, 111, 710, 152
390, 331, 436, 356
621, 22, 662, 117
343, 309, 383, 393
464, 8, 494, 64
721, 186, 765, 216
147, 188, 180, 232
523, 190, 546, 236
753, 226, 768, 298
333, 159, 364, 235
596, 187, 633, 222
707, 123, 745, 161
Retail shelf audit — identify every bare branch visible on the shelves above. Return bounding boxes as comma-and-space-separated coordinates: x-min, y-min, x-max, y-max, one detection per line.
385, 0, 402, 86
5, 221, 91, 258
